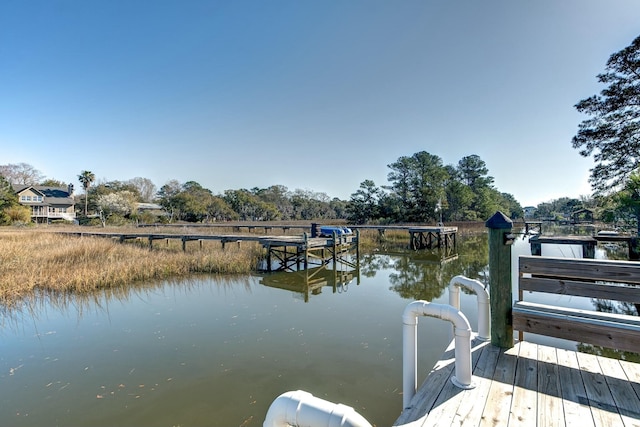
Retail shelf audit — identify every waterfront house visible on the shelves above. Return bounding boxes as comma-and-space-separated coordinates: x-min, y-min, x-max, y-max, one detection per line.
13, 184, 76, 223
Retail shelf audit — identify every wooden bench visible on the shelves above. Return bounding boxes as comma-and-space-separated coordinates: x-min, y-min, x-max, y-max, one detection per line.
512, 255, 640, 354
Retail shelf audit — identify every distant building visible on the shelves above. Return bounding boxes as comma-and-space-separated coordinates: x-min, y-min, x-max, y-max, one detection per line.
13, 184, 76, 224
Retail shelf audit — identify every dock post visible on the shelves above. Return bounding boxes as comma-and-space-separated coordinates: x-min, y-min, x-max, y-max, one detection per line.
486, 211, 514, 348
582, 241, 595, 259
630, 237, 639, 261
530, 236, 541, 256
304, 233, 309, 270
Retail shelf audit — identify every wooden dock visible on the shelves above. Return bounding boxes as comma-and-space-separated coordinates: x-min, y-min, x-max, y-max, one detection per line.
529, 234, 639, 260
394, 338, 640, 427
137, 223, 459, 251
58, 231, 359, 272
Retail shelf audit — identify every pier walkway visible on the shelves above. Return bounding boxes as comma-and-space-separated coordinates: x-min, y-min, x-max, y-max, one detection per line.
395, 338, 640, 427
58, 230, 358, 272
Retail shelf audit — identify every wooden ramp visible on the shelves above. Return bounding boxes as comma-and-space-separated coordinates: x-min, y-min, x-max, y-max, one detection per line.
394, 339, 640, 427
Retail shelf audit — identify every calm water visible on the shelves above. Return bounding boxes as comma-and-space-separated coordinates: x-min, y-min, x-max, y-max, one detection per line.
0, 232, 627, 427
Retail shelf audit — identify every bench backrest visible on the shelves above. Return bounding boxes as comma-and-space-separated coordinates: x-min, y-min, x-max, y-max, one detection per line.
518, 255, 640, 304
515, 255, 640, 352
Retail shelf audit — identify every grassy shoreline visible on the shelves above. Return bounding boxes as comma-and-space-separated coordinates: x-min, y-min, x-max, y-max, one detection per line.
0, 222, 486, 306
0, 229, 263, 306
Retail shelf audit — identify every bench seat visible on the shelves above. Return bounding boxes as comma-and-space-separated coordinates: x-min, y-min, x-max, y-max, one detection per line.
513, 255, 640, 354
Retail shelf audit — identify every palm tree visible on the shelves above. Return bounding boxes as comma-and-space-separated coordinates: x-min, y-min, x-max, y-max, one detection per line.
78, 170, 95, 216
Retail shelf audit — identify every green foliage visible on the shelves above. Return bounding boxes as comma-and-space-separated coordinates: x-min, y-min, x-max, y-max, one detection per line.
0, 174, 18, 212
351, 151, 522, 224
2, 205, 31, 224
78, 170, 95, 215
346, 180, 381, 224
224, 189, 278, 221
534, 197, 586, 220
572, 34, 640, 193
41, 178, 68, 187
613, 173, 640, 235
385, 151, 449, 222
0, 174, 24, 224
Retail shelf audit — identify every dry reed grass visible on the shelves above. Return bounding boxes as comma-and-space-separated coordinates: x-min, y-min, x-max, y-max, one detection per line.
0, 230, 263, 306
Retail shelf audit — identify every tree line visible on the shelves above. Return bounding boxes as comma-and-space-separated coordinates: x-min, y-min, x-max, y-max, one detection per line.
347, 152, 522, 224
0, 152, 521, 226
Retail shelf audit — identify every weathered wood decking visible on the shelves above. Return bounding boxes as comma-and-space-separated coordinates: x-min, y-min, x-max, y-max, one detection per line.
395, 338, 640, 427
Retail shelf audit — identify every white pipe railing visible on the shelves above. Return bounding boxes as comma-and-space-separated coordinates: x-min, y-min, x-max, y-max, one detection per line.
402, 301, 474, 409
448, 275, 490, 341
264, 292, 484, 426
263, 390, 373, 427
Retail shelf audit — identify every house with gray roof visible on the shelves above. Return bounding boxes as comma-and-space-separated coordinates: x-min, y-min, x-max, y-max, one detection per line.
13, 184, 76, 223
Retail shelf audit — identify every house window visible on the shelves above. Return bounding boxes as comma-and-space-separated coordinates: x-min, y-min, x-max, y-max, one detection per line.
35, 196, 43, 202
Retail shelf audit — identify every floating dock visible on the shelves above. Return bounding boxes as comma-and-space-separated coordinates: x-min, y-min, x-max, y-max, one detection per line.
395, 338, 640, 427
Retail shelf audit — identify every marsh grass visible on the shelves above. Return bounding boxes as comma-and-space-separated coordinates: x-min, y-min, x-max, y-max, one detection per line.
0, 230, 263, 306
356, 229, 408, 250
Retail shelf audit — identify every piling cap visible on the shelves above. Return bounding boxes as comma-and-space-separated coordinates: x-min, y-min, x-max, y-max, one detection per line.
485, 211, 513, 229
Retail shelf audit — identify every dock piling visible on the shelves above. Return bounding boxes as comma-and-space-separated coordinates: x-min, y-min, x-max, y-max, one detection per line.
486, 211, 513, 348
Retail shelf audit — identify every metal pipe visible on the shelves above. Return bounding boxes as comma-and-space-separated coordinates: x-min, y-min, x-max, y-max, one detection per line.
263, 390, 373, 427
402, 301, 474, 410
448, 275, 491, 341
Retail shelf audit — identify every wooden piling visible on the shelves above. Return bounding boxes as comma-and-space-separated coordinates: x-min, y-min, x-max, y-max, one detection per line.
486, 211, 513, 348
582, 241, 595, 258
630, 237, 640, 261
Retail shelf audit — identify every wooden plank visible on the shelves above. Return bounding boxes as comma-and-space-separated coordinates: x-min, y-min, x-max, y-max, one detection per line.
538, 345, 564, 427
393, 344, 456, 426
519, 276, 640, 303
530, 235, 597, 244
556, 348, 595, 427
618, 359, 640, 398
418, 362, 468, 426
513, 302, 640, 327
419, 338, 490, 427
478, 344, 519, 427
512, 302, 640, 354
450, 341, 500, 426
520, 256, 640, 284
596, 356, 640, 426
508, 341, 538, 427
576, 351, 625, 427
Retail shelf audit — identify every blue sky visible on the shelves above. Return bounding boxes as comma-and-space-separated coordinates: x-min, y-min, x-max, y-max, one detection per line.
1, 1, 639, 208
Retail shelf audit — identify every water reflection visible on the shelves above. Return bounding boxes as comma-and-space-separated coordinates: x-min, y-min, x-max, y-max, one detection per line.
259, 262, 360, 302
382, 234, 488, 301
0, 276, 254, 333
